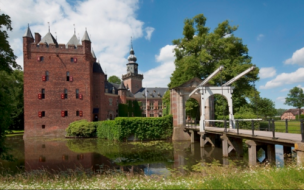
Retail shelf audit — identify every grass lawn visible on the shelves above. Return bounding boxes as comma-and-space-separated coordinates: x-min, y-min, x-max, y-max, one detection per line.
261, 120, 301, 134
0, 163, 304, 189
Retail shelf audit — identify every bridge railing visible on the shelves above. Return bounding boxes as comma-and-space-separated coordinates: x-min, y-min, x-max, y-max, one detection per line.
204, 119, 304, 142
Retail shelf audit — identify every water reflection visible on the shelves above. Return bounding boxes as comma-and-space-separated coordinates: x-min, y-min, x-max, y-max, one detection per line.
0, 136, 297, 176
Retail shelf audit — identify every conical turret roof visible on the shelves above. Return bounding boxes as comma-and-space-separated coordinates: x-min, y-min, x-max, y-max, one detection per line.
82, 30, 91, 42
118, 81, 126, 90
39, 32, 58, 45
23, 24, 33, 38
67, 34, 80, 47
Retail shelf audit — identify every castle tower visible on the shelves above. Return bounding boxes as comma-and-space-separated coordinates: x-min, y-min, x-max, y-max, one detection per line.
23, 24, 34, 59
118, 81, 127, 104
122, 43, 143, 94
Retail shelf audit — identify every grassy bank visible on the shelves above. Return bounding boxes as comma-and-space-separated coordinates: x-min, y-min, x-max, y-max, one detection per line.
1, 164, 304, 189
5, 130, 24, 137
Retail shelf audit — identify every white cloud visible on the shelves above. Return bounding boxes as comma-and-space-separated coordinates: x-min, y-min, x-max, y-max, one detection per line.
144, 27, 155, 41
259, 67, 276, 79
276, 97, 285, 103
281, 88, 289, 92
284, 47, 304, 66
0, 0, 148, 76
143, 45, 176, 87
297, 85, 304, 91
257, 34, 264, 41
260, 68, 304, 89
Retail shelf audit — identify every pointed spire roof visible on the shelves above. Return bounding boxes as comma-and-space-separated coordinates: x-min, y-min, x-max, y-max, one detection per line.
67, 34, 80, 47
39, 32, 58, 45
23, 24, 33, 38
118, 81, 126, 90
81, 29, 91, 42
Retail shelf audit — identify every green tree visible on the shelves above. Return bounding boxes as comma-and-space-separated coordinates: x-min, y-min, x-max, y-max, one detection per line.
285, 87, 304, 119
276, 108, 287, 116
169, 14, 259, 118
0, 13, 20, 73
162, 90, 170, 116
250, 96, 276, 118
108, 75, 121, 84
185, 98, 200, 120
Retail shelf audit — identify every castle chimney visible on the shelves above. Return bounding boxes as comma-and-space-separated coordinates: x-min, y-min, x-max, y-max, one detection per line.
35, 33, 41, 44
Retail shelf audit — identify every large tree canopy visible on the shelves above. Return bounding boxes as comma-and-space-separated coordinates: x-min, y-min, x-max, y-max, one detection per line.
169, 14, 259, 117
0, 13, 19, 73
285, 87, 304, 118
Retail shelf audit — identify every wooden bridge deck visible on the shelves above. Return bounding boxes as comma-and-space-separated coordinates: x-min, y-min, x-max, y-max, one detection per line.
185, 126, 302, 146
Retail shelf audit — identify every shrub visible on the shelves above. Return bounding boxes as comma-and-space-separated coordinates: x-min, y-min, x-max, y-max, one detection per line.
66, 120, 99, 137
296, 114, 304, 120
97, 115, 173, 141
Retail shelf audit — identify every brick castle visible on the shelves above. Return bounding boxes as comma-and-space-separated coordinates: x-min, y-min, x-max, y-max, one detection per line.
23, 25, 168, 138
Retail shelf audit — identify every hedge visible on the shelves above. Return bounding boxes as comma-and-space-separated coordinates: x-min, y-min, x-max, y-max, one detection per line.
97, 115, 173, 141
66, 120, 101, 137
296, 114, 304, 120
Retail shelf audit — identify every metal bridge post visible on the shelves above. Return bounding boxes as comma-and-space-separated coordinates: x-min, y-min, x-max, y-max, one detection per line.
272, 119, 275, 139
301, 119, 304, 142
285, 119, 288, 133
236, 120, 239, 135
224, 119, 227, 133
251, 119, 254, 136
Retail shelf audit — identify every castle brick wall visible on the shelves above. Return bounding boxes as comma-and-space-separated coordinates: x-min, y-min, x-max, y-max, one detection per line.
23, 36, 93, 138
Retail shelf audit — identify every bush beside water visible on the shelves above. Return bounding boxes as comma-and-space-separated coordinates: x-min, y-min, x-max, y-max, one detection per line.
97, 115, 173, 141
66, 120, 101, 137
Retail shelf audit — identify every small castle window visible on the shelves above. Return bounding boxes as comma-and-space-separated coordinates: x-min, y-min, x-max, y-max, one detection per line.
66, 72, 70, 81
41, 89, 45, 99
45, 71, 49, 81
76, 89, 79, 99
109, 98, 113, 106
65, 111, 68, 116
38, 56, 44, 62
64, 89, 68, 99
70, 58, 74, 62
76, 110, 79, 116
42, 125, 45, 129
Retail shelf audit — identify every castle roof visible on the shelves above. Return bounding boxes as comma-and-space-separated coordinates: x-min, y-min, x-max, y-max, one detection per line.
82, 30, 91, 42
23, 24, 33, 38
127, 47, 137, 63
133, 87, 168, 98
39, 32, 58, 46
93, 62, 104, 74
118, 81, 127, 90
67, 34, 80, 47
105, 82, 119, 94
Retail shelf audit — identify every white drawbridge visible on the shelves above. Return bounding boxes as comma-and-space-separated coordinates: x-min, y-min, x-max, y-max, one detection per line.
189, 65, 260, 132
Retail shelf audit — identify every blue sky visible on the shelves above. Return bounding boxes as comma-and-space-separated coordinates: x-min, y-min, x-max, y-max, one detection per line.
2, 0, 304, 109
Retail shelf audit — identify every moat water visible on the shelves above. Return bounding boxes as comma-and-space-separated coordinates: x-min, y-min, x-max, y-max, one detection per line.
0, 135, 294, 175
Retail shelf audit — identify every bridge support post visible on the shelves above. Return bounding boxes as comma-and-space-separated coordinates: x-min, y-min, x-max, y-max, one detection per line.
294, 142, 304, 166
266, 144, 276, 164
198, 132, 215, 148
220, 134, 235, 157
245, 140, 258, 166
190, 130, 195, 143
